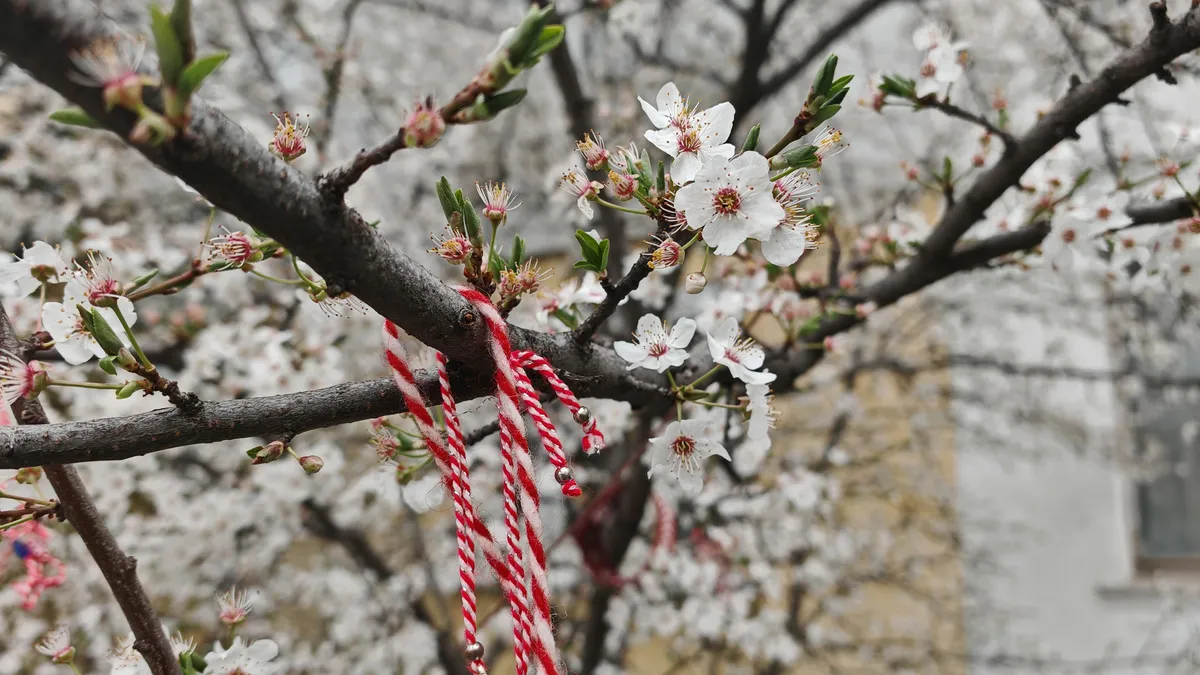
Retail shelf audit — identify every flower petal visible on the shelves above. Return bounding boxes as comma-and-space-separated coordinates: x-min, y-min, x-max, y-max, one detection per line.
669, 318, 697, 348
671, 151, 703, 184
639, 95, 670, 129
614, 340, 649, 367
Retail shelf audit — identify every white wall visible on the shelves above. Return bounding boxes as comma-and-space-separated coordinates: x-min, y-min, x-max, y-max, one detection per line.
944, 275, 1200, 673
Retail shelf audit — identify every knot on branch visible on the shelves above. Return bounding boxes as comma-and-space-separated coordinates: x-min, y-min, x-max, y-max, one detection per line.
1150, 2, 1171, 39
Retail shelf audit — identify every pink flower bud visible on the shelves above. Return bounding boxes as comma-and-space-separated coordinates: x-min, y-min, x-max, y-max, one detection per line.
855, 301, 878, 318
823, 335, 839, 352
404, 97, 445, 149
299, 455, 324, 474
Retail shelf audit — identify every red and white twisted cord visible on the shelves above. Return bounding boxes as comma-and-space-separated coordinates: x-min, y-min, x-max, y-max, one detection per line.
459, 288, 563, 675
383, 321, 528, 674
382, 290, 603, 675
512, 351, 605, 454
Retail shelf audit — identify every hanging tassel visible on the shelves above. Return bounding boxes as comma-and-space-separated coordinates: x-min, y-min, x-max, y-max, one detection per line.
381, 287, 600, 675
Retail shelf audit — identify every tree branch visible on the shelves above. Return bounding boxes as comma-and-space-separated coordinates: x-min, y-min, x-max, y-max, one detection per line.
745, 0, 895, 115
1124, 196, 1195, 226
920, 3, 1200, 259
0, 306, 180, 675
917, 99, 1016, 153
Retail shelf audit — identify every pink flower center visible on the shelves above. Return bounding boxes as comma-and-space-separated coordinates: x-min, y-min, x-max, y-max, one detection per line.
677, 128, 703, 154
1062, 229, 1076, 243
723, 347, 741, 364
671, 435, 695, 458
648, 342, 669, 357
920, 62, 937, 78
87, 278, 119, 305
712, 187, 742, 216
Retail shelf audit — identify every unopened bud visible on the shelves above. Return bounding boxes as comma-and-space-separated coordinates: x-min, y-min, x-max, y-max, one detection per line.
855, 301, 878, 318
685, 272, 707, 294
116, 348, 138, 371
115, 381, 141, 399
248, 440, 287, 465
88, 308, 126, 356
15, 466, 43, 484
404, 97, 446, 149
298, 455, 324, 474
823, 335, 838, 352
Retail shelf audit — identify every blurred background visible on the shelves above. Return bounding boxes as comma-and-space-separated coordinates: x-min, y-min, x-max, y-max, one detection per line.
2, 0, 1200, 673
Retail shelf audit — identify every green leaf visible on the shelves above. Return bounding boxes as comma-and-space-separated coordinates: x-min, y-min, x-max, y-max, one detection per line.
89, 309, 126, 356
942, 156, 953, 182
573, 259, 600, 272
77, 305, 95, 333
128, 269, 160, 291
811, 54, 838, 97
879, 74, 916, 98
656, 160, 666, 193
436, 177, 457, 220
480, 89, 528, 118
504, 4, 556, 67
741, 124, 761, 153
488, 250, 505, 279
366, 219, 381, 229
1073, 167, 1093, 189
178, 51, 229, 96
828, 74, 854, 94
523, 25, 565, 64
551, 308, 579, 330
150, 5, 185, 86
511, 236, 525, 267
825, 88, 849, 107
598, 239, 610, 272
170, 0, 195, 64
575, 229, 600, 260
116, 381, 141, 399
461, 202, 482, 241
49, 107, 101, 128
778, 144, 819, 169
805, 104, 841, 131
98, 356, 118, 376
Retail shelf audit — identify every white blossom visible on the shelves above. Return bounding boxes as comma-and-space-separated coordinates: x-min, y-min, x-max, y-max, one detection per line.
41, 277, 136, 365
204, 638, 281, 675
640, 82, 736, 183
648, 419, 731, 493
706, 317, 776, 385
758, 171, 819, 266
745, 383, 776, 443
614, 314, 696, 372
673, 152, 785, 255
0, 241, 69, 297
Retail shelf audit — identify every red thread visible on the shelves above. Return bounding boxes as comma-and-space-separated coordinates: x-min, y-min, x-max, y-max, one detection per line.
381, 289, 601, 675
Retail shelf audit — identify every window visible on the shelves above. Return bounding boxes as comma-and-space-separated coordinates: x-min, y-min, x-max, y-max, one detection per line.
1126, 296, 1200, 573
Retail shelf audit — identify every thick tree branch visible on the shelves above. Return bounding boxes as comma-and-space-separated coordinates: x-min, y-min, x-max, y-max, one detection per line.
1124, 196, 1195, 226
0, 0, 1057, 470
0, 307, 180, 675
920, 3, 1200, 259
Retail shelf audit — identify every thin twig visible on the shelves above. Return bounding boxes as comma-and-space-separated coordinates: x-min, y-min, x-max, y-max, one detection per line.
916, 99, 1017, 154
227, 0, 288, 114
0, 305, 180, 675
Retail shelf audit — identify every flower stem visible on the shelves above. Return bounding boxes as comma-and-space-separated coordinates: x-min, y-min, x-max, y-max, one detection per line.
0, 490, 54, 507
699, 400, 745, 411
35, 283, 46, 332
680, 232, 703, 252
665, 369, 679, 394
112, 305, 152, 369
68, 661, 82, 675
196, 205, 216, 261
596, 198, 649, 216
290, 255, 319, 290
0, 514, 33, 531
249, 269, 307, 286
687, 366, 723, 391
46, 379, 124, 391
